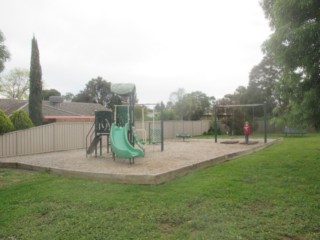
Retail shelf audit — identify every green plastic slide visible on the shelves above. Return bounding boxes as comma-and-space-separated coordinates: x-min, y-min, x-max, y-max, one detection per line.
110, 123, 144, 159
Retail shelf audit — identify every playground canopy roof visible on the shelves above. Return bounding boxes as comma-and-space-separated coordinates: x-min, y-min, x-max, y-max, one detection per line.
111, 83, 136, 96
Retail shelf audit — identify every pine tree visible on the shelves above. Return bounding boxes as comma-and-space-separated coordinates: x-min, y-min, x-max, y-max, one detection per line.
28, 36, 43, 126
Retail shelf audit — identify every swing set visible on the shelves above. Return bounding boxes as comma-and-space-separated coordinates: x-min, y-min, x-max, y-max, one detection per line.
213, 102, 268, 143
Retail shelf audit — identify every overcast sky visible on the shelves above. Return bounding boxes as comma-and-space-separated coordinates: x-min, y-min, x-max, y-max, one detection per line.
1, 0, 271, 104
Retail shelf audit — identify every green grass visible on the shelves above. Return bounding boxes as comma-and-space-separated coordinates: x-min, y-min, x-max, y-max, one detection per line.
1, 135, 320, 239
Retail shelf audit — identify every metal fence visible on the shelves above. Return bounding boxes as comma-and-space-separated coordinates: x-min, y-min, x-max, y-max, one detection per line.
0, 120, 211, 158
0, 122, 93, 158
135, 120, 211, 140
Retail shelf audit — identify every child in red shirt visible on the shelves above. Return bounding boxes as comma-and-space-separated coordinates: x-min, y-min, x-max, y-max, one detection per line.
243, 121, 251, 144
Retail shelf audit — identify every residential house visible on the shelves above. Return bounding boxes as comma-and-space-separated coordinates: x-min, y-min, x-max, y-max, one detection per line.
0, 97, 108, 123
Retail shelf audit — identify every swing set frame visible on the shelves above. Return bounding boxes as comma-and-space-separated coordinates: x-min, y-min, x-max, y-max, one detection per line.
213, 102, 268, 143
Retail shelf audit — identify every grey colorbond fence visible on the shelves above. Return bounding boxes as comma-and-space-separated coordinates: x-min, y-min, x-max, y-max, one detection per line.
0, 122, 92, 158
0, 120, 211, 158
134, 120, 211, 140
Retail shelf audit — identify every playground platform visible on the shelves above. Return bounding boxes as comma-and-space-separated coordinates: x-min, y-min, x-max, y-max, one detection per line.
0, 138, 278, 184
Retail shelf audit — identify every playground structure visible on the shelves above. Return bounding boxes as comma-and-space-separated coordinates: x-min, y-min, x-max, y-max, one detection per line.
86, 83, 164, 164
1, 88, 276, 183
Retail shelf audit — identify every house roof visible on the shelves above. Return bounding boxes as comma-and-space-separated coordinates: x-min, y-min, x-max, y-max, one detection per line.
0, 99, 28, 115
0, 99, 108, 117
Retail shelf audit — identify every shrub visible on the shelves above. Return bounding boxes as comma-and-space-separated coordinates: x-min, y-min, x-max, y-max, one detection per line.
9, 110, 34, 130
0, 110, 15, 134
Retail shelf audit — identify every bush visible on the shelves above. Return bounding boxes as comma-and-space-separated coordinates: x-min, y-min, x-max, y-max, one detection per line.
206, 125, 221, 135
9, 110, 34, 130
0, 110, 15, 134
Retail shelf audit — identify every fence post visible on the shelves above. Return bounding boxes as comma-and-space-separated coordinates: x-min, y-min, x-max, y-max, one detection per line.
53, 123, 56, 152
15, 131, 18, 156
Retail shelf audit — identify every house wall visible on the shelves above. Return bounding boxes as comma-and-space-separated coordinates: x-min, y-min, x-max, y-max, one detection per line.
0, 120, 211, 158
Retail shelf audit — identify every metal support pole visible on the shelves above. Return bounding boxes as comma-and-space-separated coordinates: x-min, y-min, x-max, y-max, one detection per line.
214, 104, 218, 143
107, 135, 110, 153
148, 122, 151, 145
264, 101, 267, 143
161, 101, 164, 152
100, 137, 102, 156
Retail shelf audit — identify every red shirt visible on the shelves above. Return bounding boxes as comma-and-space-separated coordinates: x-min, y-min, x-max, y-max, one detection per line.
243, 124, 251, 135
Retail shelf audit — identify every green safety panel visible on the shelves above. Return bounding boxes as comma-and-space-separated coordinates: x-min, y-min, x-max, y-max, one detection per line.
95, 111, 113, 134
116, 106, 129, 127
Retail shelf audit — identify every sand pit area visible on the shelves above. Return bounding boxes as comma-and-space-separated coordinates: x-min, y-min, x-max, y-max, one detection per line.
0, 138, 277, 184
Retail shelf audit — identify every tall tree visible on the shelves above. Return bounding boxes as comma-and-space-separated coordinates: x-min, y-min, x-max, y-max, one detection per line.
29, 36, 43, 126
261, 0, 320, 129
248, 55, 282, 117
0, 30, 10, 73
0, 68, 29, 99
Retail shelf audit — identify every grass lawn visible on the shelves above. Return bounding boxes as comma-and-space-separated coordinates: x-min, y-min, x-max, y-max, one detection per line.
1, 135, 320, 239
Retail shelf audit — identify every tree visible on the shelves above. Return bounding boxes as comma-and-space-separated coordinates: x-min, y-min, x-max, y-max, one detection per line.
215, 95, 244, 135
0, 68, 29, 99
248, 55, 282, 117
175, 91, 210, 120
169, 88, 185, 104
72, 90, 91, 103
63, 92, 74, 102
29, 36, 43, 126
9, 110, 33, 130
261, 0, 320, 129
42, 88, 61, 100
0, 30, 10, 73
160, 108, 175, 121
0, 110, 14, 134
134, 105, 145, 121
73, 77, 111, 105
